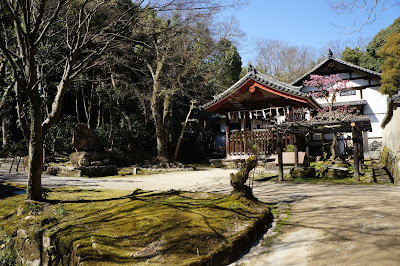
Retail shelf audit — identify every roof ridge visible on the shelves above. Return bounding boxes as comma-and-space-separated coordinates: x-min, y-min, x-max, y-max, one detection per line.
202, 70, 319, 110
291, 57, 381, 86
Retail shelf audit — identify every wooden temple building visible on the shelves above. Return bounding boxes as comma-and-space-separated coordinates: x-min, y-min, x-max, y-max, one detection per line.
204, 66, 320, 159
203, 66, 372, 180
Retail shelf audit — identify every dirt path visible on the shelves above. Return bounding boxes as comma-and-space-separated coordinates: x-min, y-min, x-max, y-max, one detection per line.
1, 169, 400, 265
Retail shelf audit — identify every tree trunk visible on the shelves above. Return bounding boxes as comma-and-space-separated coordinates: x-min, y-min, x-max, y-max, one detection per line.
74, 90, 81, 124
1, 111, 9, 150
174, 101, 196, 162
26, 100, 44, 201
150, 72, 171, 161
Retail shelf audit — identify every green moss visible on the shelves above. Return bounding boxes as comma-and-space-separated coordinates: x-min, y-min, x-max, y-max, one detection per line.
0, 187, 269, 265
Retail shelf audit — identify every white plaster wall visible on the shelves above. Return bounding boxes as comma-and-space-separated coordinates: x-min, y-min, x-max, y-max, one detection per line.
382, 105, 400, 153
363, 87, 388, 115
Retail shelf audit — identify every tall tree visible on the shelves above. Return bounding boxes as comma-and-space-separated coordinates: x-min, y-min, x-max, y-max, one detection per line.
378, 32, 400, 96
362, 16, 400, 71
206, 38, 242, 92
0, 0, 138, 201
341, 46, 365, 65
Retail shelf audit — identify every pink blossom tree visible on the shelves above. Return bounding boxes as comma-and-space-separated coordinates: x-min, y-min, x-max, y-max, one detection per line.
304, 74, 350, 112
304, 74, 354, 160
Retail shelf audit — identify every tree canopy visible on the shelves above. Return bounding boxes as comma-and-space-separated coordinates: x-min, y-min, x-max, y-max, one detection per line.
378, 32, 400, 96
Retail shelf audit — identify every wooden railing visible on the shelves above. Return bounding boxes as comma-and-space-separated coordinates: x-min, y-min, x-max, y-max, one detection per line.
227, 130, 293, 157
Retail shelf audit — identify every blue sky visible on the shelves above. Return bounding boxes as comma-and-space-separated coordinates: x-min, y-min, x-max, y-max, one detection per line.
220, 0, 400, 65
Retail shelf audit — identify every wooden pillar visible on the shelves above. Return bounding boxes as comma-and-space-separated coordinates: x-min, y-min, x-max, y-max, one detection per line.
271, 129, 276, 154
276, 130, 283, 182
294, 134, 299, 168
352, 124, 360, 182
225, 115, 230, 157
243, 112, 247, 155
305, 135, 310, 159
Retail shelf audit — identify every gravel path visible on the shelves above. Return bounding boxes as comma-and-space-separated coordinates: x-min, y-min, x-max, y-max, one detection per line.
1, 168, 400, 265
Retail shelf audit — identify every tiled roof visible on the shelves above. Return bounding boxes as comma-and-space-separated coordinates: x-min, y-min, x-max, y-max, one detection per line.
203, 67, 318, 110
291, 57, 381, 86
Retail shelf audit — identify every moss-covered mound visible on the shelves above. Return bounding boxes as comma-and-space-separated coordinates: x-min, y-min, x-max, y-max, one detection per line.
0, 185, 270, 265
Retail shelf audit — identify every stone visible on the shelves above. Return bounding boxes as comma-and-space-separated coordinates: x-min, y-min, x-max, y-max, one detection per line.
290, 167, 316, 178
78, 159, 90, 167
91, 161, 103, 166
70, 151, 90, 166
78, 165, 117, 177
320, 165, 349, 179
71, 123, 95, 151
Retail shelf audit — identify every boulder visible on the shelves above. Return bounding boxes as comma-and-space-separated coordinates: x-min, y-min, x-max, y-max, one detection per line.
290, 167, 316, 178
71, 123, 95, 151
70, 151, 90, 167
320, 165, 349, 179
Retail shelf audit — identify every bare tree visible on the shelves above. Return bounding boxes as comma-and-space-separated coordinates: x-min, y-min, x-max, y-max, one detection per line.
255, 39, 318, 83
0, 0, 137, 201
328, 0, 400, 32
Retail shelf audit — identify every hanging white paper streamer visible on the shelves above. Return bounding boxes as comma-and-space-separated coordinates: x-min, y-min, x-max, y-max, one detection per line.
227, 112, 231, 120
249, 112, 252, 119
238, 111, 241, 119
262, 109, 266, 119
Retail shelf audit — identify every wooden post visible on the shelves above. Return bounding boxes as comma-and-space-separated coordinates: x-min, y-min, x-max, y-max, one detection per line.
243, 112, 247, 155
225, 115, 230, 157
352, 123, 360, 182
305, 135, 310, 159
294, 134, 299, 168
276, 130, 283, 182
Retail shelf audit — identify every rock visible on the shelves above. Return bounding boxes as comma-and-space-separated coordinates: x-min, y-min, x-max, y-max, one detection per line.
91, 161, 103, 166
70, 151, 90, 166
71, 123, 95, 152
290, 167, 316, 178
321, 165, 349, 179
78, 165, 117, 177
78, 159, 90, 167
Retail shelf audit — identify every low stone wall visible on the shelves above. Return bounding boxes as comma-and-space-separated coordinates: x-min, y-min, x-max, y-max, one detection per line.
381, 146, 400, 184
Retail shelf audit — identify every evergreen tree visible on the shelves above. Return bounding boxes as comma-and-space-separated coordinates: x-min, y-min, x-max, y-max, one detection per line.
378, 33, 400, 96
361, 17, 400, 72
341, 47, 365, 66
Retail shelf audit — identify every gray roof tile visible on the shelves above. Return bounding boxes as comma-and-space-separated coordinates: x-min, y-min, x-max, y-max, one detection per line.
291, 57, 381, 86
203, 67, 317, 110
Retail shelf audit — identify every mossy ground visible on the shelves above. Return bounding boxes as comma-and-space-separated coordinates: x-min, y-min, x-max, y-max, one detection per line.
0, 184, 269, 265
